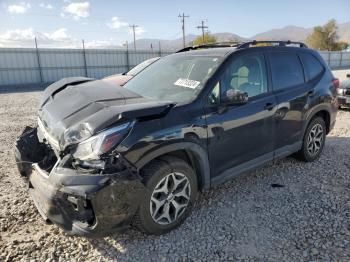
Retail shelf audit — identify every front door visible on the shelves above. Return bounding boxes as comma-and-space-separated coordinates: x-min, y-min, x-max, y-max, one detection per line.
204, 52, 277, 179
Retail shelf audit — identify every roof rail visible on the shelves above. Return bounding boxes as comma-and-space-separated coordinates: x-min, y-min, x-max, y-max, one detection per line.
176, 40, 308, 53
176, 42, 242, 53
237, 40, 308, 49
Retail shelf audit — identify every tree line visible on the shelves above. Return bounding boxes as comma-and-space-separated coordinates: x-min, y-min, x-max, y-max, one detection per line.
306, 19, 348, 51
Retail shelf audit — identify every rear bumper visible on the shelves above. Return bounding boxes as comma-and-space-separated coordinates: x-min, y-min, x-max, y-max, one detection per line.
15, 128, 146, 237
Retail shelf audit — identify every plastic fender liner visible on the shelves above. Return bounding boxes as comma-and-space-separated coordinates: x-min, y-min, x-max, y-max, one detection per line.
14, 126, 48, 177
87, 173, 147, 234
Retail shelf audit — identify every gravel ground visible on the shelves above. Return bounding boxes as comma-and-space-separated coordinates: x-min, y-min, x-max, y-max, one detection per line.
1, 91, 350, 261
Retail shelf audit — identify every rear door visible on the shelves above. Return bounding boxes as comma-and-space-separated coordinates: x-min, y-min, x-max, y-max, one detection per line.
267, 51, 311, 157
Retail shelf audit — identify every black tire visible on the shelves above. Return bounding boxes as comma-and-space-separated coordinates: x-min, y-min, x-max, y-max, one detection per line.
134, 156, 198, 235
297, 116, 326, 162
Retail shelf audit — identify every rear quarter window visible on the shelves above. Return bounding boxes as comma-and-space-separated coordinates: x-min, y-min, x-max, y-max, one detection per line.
269, 52, 304, 91
299, 52, 324, 81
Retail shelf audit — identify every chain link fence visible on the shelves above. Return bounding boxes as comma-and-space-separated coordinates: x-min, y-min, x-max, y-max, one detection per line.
319, 51, 350, 70
0, 47, 349, 87
0, 47, 172, 87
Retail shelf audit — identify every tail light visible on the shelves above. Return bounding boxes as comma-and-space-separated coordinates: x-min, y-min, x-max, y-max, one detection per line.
332, 78, 340, 89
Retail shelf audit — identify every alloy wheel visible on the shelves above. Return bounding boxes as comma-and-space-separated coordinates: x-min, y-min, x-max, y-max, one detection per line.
307, 123, 324, 156
150, 172, 191, 225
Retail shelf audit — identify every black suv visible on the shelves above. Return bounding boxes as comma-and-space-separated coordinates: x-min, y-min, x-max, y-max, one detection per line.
15, 41, 338, 237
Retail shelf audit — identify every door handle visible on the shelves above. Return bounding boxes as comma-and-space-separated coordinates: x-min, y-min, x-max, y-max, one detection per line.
264, 102, 275, 111
307, 90, 315, 96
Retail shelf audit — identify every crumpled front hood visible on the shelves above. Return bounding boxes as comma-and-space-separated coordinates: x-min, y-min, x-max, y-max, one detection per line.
38, 77, 174, 150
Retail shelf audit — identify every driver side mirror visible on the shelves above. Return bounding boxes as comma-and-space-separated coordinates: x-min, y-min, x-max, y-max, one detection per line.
223, 89, 249, 105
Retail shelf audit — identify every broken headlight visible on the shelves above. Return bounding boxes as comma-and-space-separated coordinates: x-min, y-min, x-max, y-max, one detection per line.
72, 122, 132, 161
62, 123, 93, 150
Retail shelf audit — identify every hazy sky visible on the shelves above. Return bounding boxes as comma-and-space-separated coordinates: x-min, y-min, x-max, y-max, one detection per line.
1, 0, 349, 47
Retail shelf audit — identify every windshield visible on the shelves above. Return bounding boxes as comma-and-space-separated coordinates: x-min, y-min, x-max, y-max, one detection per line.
127, 57, 159, 76
124, 54, 221, 103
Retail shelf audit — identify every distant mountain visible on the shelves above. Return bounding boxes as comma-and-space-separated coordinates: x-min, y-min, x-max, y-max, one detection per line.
132, 33, 247, 51
212, 32, 247, 42
169, 34, 197, 47
131, 35, 197, 51
130, 21, 350, 51
251, 25, 312, 42
252, 22, 350, 43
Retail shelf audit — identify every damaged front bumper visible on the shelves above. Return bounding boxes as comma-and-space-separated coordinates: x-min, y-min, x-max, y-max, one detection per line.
14, 127, 146, 237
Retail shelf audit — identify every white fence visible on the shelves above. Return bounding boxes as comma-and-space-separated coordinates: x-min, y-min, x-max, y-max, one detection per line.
0, 48, 349, 87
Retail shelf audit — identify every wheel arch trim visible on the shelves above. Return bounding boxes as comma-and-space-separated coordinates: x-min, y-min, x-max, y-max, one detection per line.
303, 104, 331, 135
135, 142, 211, 190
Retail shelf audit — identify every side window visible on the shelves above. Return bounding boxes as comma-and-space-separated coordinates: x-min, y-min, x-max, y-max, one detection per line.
300, 53, 324, 81
208, 82, 220, 105
218, 53, 268, 100
269, 52, 304, 90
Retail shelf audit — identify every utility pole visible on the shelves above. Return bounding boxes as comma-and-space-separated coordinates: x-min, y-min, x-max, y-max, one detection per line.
129, 24, 138, 51
178, 13, 189, 48
197, 20, 208, 44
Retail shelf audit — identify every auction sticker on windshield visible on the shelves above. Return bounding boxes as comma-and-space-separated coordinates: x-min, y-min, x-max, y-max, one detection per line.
174, 78, 200, 89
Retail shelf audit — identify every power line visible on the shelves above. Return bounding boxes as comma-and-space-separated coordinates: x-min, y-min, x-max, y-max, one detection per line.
197, 20, 208, 44
129, 24, 138, 51
178, 13, 189, 48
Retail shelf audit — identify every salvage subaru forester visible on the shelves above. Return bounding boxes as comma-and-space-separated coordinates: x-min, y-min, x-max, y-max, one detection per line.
15, 41, 338, 236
